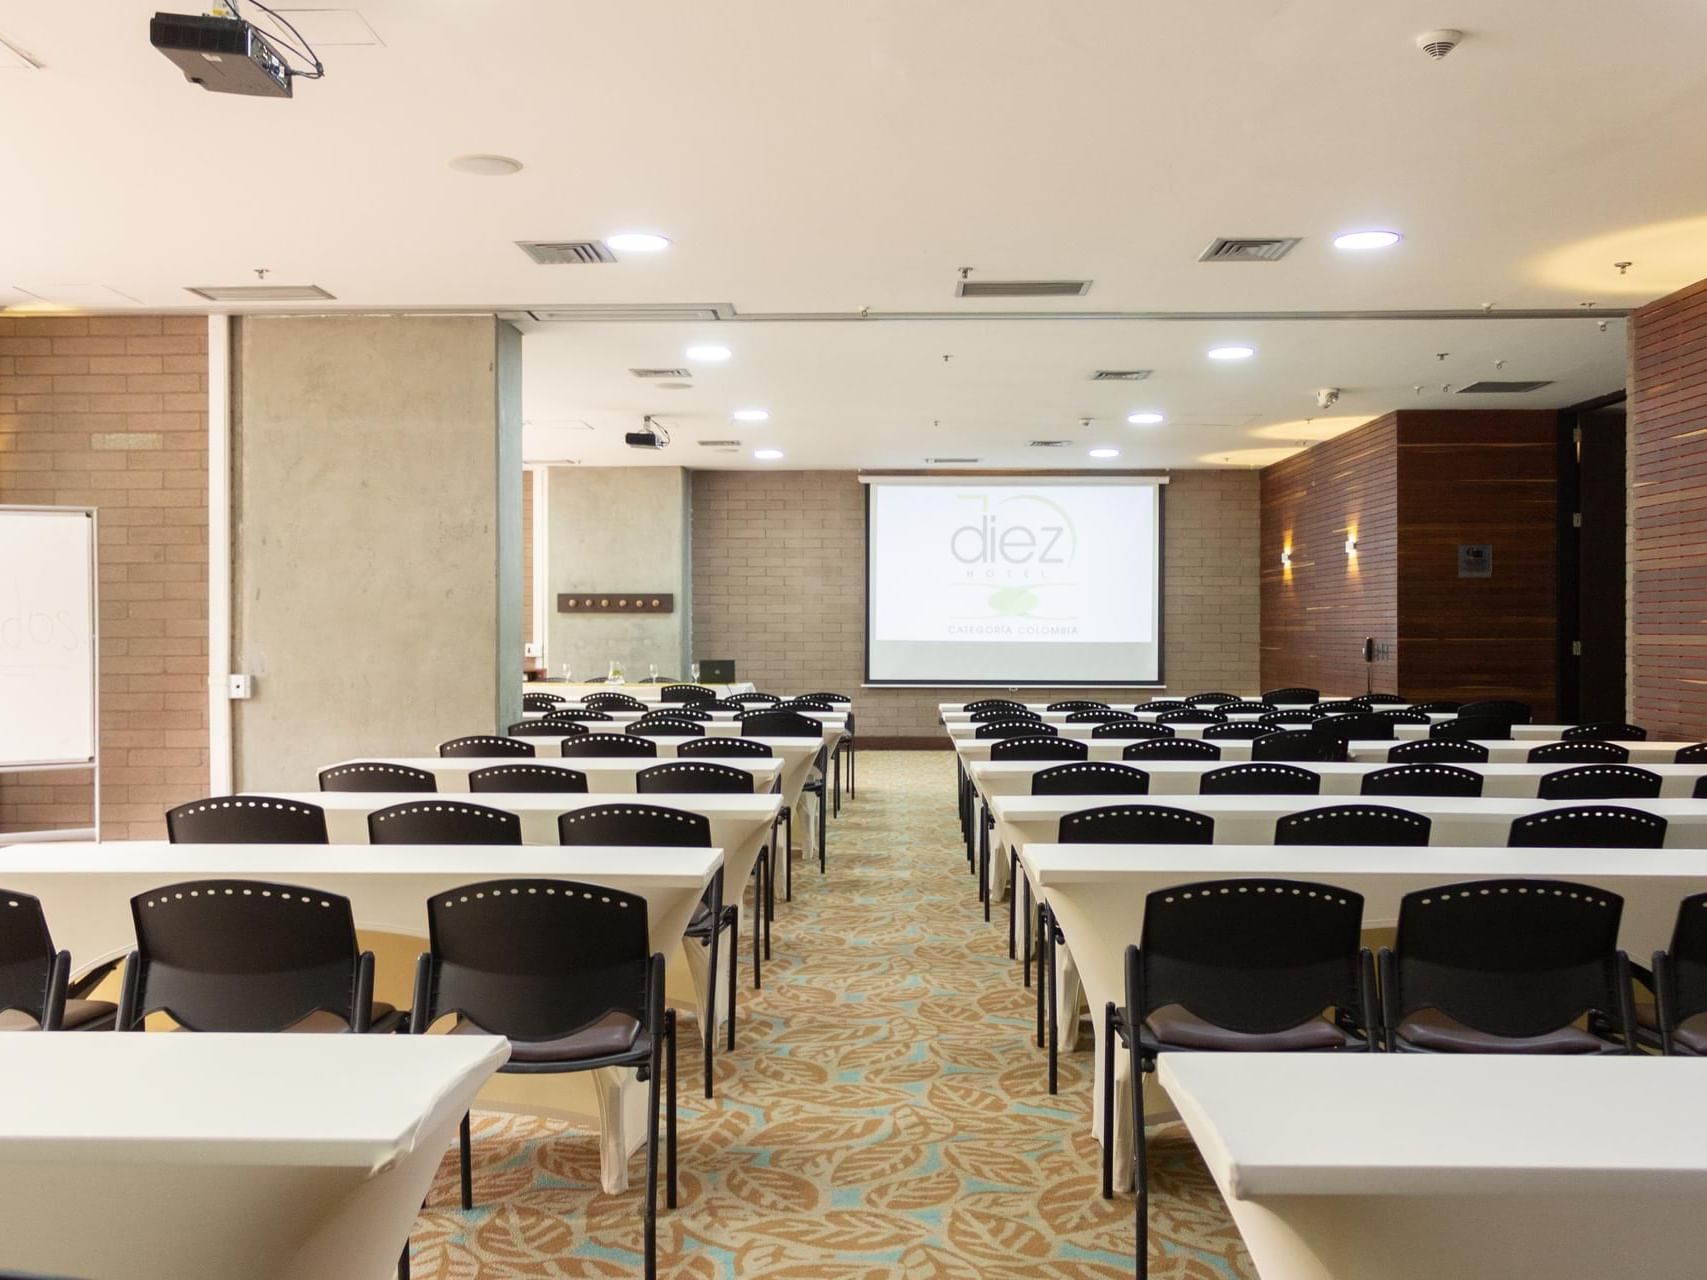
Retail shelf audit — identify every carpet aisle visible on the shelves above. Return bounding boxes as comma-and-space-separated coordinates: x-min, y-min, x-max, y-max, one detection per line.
409, 749, 1255, 1278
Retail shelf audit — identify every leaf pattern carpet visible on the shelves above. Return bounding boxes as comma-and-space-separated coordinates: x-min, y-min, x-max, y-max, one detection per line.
409, 749, 1256, 1278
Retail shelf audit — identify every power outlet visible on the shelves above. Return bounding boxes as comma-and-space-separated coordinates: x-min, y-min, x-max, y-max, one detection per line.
228, 673, 254, 700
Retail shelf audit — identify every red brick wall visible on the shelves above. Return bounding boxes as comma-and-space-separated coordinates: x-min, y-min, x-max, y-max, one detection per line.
0, 315, 209, 838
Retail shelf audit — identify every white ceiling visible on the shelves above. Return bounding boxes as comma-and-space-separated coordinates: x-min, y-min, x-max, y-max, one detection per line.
1, 0, 1695, 465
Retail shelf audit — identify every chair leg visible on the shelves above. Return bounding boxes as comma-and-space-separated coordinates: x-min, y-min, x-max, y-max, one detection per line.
399, 1240, 410, 1280
1134, 1056, 1149, 1280
818, 786, 826, 873
784, 809, 793, 901
703, 889, 721, 1101
849, 739, 855, 797
763, 847, 773, 961
666, 1008, 678, 1210
644, 1022, 661, 1280
980, 809, 991, 922
1034, 903, 1046, 1045
1101, 1003, 1116, 1199
459, 1112, 473, 1211
833, 747, 842, 817
1023, 878, 1033, 988
727, 909, 738, 1052
1047, 915, 1059, 1096
752, 855, 764, 990
1007, 847, 1017, 960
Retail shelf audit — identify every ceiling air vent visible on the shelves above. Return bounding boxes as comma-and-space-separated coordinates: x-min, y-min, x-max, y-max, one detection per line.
630, 368, 692, 379
516, 240, 616, 266
1457, 380, 1554, 394
956, 279, 1091, 298
1091, 370, 1152, 381
186, 284, 335, 302
698, 439, 742, 448
927, 457, 982, 464
1027, 440, 1071, 448
1197, 237, 1301, 263
526, 304, 734, 323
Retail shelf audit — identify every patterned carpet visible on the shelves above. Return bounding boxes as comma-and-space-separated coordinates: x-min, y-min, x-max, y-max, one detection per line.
409, 750, 1254, 1278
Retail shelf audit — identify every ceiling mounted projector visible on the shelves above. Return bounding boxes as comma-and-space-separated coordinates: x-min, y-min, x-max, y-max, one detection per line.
151, 11, 293, 97
625, 417, 671, 450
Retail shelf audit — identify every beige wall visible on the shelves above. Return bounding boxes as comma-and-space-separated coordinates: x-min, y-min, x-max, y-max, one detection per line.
691, 469, 1259, 741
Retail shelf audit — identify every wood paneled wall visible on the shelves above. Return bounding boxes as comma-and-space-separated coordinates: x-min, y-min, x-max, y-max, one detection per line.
1629, 276, 1707, 740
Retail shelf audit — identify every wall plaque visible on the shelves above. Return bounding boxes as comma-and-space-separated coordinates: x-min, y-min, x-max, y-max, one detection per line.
558, 593, 674, 614
1456, 545, 1493, 578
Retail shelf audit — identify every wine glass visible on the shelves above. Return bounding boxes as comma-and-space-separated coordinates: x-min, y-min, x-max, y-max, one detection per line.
648, 662, 659, 683
690, 661, 701, 682
559, 661, 572, 685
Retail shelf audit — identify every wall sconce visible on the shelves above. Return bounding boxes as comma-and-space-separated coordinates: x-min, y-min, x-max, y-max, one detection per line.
1344, 535, 1358, 555
1280, 548, 1292, 568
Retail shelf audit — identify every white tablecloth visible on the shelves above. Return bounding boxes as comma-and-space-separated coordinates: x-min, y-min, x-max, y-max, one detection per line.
1022, 841, 1707, 1192
525, 708, 848, 729
946, 719, 1582, 742
525, 680, 754, 701
0, 839, 717, 1195
1160, 1054, 1707, 1280
326, 755, 783, 796
0, 1032, 508, 1280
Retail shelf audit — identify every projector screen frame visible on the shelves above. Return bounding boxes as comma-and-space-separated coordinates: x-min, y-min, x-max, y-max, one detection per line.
859, 474, 1168, 689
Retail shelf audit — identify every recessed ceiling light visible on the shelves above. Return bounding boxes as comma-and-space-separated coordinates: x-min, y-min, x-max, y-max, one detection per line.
732, 408, 770, 422
1333, 230, 1403, 251
1089, 447, 1120, 459
1127, 412, 1165, 425
686, 344, 731, 362
753, 448, 783, 461
1207, 345, 1256, 361
449, 154, 523, 176
605, 232, 671, 253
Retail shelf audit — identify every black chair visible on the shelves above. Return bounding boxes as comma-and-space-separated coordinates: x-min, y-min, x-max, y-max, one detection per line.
508, 721, 589, 739
975, 720, 1052, 740
627, 720, 706, 738
1200, 763, 1319, 796
730, 692, 782, 706
778, 699, 834, 714
560, 733, 659, 758
1313, 713, 1394, 741
522, 692, 567, 710
1047, 700, 1110, 713
969, 706, 1040, 723
1562, 722, 1648, 742
1217, 701, 1275, 716
1134, 700, 1190, 714
1312, 700, 1362, 715
1184, 692, 1238, 707
1509, 805, 1667, 848
1695, 776, 1707, 800
319, 763, 438, 794
441, 736, 534, 759
1066, 709, 1145, 725
1123, 738, 1221, 762
1362, 763, 1484, 798
1260, 686, 1320, 704
1527, 740, 1630, 765
1374, 708, 1431, 725
1675, 743, 1707, 764
583, 692, 647, 712
1093, 721, 1172, 740
560, 803, 733, 1097
1258, 710, 1322, 728
679, 737, 772, 759
1379, 878, 1636, 1054
636, 761, 753, 795
803, 690, 857, 806
1652, 894, 1707, 1055
1250, 729, 1342, 763
962, 698, 1024, 714
990, 735, 1088, 762
542, 709, 615, 724
740, 711, 824, 738
1388, 738, 1490, 764
410, 878, 676, 1277
1459, 699, 1532, 724
1031, 762, 1150, 796
1537, 765, 1663, 801
1156, 709, 1227, 726
368, 800, 522, 845
698, 699, 744, 713
468, 764, 589, 794
1105, 877, 1374, 1246
0, 891, 115, 1031
660, 684, 716, 704
1275, 804, 1431, 846
166, 796, 328, 844
116, 879, 396, 1034
636, 706, 713, 722
1351, 692, 1406, 707
1409, 699, 1463, 715
1200, 723, 1273, 741
1430, 716, 1512, 741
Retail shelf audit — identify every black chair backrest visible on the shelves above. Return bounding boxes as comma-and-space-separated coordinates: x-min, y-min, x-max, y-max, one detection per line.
543, 709, 615, 723
1408, 700, 1462, 715
441, 735, 534, 759
368, 800, 522, 845
636, 706, 713, 722
1251, 730, 1342, 763
778, 699, 835, 713
1374, 708, 1432, 725
1275, 804, 1431, 847
559, 733, 659, 758
559, 802, 711, 847
741, 711, 824, 738
509, 721, 589, 738
1031, 762, 1149, 796
1157, 709, 1228, 725
522, 692, 566, 709
1312, 700, 1362, 715
1201, 723, 1274, 741
730, 692, 782, 706
1536, 765, 1663, 801
0, 891, 62, 1029
1675, 743, 1707, 764
1132, 878, 1366, 1033
1351, 692, 1407, 707
318, 763, 437, 794
626, 719, 706, 738
1362, 763, 1484, 798
1388, 878, 1626, 1039
635, 761, 753, 794
1259, 710, 1323, 727
990, 735, 1088, 762
1065, 709, 1144, 724
419, 878, 650, 1041
1387, 738, 1490, 764
167, 796, 328, 844
1660, 893, 1707, 1033
1261, 687, 1321, 704
583, 692, 647, 711
122, 879, 368, 1032
1508, 804, 1667, 849
1184, 693, 1238, 707
1059, 803, 1214, 844
975, 720, 1054, 740
1313, 713, 1394, 741
1200, 763, 1320, 796
970, 706, 1042, 723
660, 684, 717, 704
678, 736, 773, 759
963, 698, 1025, 714
1092, 721, 1173, 740
698, 699, 744, 712
1123, 738, 1222, 762
803, 691, 852, 704
1527, 741, 1630, 765
1430, 717, 1512, 741
1218, 701, 1275, 716
1459, 699, 1532, 725
1561, 722, 1648, 742
1135, 700, 1190, 714
1047, 700, 1109, 713
468, 764, 589, 794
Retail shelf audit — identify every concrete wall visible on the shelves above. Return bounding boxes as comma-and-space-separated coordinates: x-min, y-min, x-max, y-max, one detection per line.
231, 314, 521, 788
542, 466, 690, 680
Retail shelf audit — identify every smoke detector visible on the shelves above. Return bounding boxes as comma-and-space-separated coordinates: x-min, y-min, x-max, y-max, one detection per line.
1416, 28, 1463, 60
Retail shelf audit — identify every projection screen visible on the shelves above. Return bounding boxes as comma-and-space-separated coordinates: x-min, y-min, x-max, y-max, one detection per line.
863, 476, 1165, 686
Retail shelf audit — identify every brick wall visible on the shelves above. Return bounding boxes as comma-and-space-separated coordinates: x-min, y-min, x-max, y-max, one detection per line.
690, 469, 1260, 741
0, 315, 209, 838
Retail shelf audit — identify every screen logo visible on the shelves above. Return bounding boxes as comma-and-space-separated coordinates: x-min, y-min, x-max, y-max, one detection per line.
949, 493, 1078, 625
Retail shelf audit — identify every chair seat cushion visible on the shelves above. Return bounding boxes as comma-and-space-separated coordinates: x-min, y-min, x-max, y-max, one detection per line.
453, 1010, 642, 1063
0, 999, 118, 1031
1637, 1003, 1707, 1053
1144, 1004, 1356, 1052
1397, 1008, 1606, 1054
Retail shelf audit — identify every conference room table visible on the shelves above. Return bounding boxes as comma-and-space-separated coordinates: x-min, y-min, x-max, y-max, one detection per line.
1018, 840, 1707, 1192
326, 754, 784, 796
954, 734, 1692, 769
1159, 1054, 1707, 1279
944, 719, 1595, 743
0, 1033, 510, 1280
522, 708, 849, 732
0, 839, 717, 1194
524, 680, 755, 701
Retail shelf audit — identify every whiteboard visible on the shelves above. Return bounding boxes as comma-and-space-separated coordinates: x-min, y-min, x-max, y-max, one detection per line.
0, 507, 97, 767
